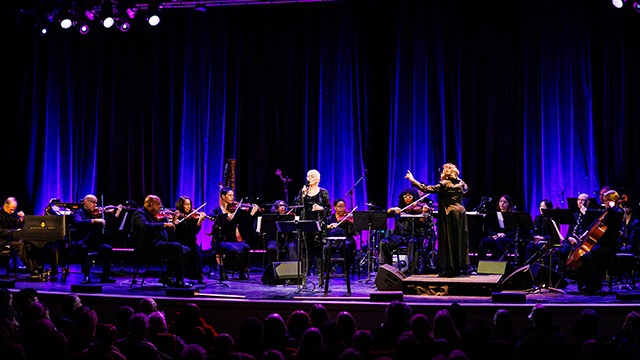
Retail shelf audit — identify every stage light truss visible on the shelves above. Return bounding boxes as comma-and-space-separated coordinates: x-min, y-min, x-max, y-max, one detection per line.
11, 0, 340, 34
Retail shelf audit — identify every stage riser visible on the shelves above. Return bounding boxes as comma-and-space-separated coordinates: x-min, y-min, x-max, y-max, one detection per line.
402, 275, 503, 296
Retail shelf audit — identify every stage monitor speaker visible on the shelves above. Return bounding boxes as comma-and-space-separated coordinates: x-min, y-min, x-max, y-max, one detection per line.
375, 264, 407, 291
261, 261, 299, 285
500, 263, 568, 290
477, 260, 507, 275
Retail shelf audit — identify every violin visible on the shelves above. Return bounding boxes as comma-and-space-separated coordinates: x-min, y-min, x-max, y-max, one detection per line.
403, 201, 430, 214
154, 209, 176, 221
227, 201, 264, 213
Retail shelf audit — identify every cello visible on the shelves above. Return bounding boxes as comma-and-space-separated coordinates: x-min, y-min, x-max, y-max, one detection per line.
566, 194, 627, 271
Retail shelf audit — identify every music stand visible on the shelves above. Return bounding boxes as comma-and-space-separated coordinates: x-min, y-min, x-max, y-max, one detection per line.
260, 214, 295, 263
353, 211, 388, 283
204, 214, 231, 288
276, 220, 321, 292
498, 212, 533, 267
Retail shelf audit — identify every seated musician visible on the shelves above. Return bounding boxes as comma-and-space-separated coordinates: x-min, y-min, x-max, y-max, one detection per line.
477, 195, 516, 261
621, 207, 639, 254
573, 190, 624, 294
208, 187, 259, 280
322, 199, 357, 282
379, 188, 428, 274
71, 195, 121, 284
0, 197, 39, 278
173, 196, 207, 284
293, 169, 331, 278
522, 199, 553, 264
132, 195, 192, 288
265, 200, 297, 267
558, 193, 592, 266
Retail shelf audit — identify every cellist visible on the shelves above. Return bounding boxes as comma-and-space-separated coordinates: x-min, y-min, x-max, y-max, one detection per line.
573, 190, 624, 294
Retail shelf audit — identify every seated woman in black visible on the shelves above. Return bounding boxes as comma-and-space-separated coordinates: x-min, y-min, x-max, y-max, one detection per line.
208, 187, 259, 280
478, 195, 516, 261
621, 207, 640, 254
173, 196, 207, 284
379, 188, 429, 274
523, 199, 553, 265
265, 200, 298, 266
322, 199, 357, 282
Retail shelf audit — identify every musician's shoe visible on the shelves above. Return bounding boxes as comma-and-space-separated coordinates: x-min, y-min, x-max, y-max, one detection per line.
100, 277, 117, 284
173, 279, 194, 288
158, 277, 176, 287
438, 267, 458, 278
81, 276, 92, 284
30, 270, 42, 279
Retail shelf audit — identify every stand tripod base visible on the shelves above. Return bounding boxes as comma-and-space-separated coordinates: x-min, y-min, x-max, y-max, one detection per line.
528, 286, 565, 295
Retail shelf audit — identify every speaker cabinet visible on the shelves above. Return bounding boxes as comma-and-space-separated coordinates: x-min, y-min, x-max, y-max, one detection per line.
261, 261, 299, 285
375, 264, 407, 291
500, 263, 568, 290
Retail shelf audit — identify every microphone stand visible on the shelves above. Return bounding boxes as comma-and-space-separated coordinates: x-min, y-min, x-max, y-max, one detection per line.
275, 169, 292, 205
344, 169, 366, 280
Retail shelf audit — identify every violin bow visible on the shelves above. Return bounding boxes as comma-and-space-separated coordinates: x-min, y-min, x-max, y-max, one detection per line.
399, 194, 430, 213
336, 206, 359, 226
174, 202, 207, 225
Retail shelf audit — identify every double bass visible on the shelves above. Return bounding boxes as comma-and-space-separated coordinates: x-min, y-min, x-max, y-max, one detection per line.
566, 194, 627, 271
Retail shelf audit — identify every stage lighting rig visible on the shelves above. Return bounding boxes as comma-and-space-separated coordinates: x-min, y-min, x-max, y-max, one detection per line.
74, 9, 95, 34
146, 2, 161, 26
59, 9, 73, 29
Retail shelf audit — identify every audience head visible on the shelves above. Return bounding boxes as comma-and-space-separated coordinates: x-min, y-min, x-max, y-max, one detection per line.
516, 333, 551, 360
212, 333, 235, 354
60, 294, 83, 318
129, 313, 150, 337
140, 298, 158, 315
309, 304, 329, 328
94, 323, 117, 347
446, 303, 467, 334
180, 303, 201, 320
287, 310, 312, 343
528, 305, 552, 329
115, 306, 134, 332
339, 348, 362, 360
0, 288, 11, 308
352, 330, 373, 356
395, 332, 419, 360
148, 311, 168, 336
263, 313, 288, 339
297, 327, 324, 357
260, 350, 285, 360
238, 316, 262, 343
579, 309, 601, 334
410, 314, 432, 336
181, 343, 207, 360
385, 300, 411, 325
14, 288, 38, 313
622, 311, 640, 334
23, 302, 47, 327
493, 309, 511, 327
69, 308, 98, 340
432, 309, 460, 346
337, 311, 357, 340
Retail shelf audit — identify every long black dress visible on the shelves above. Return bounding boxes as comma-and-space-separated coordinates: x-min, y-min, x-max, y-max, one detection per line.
413, 178, 469, 273
174, 216, 204, 281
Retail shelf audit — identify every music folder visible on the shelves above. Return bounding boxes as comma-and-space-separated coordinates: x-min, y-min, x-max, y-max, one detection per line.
16, 215, 66, 242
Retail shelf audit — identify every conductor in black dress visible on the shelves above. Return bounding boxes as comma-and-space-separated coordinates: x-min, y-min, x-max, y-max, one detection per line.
405, 164, 469, 277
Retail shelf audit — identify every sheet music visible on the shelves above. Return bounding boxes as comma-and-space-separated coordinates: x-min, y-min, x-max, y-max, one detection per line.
497, 212, 505, 228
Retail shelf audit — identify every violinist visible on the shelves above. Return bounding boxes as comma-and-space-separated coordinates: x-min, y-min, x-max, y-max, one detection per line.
265, 200, 297, 267
379, 188, 428, 275
406, 164, 469, 278
0, 197, 39, 278
293, 169, 331, 279
573, 190, 624, 294
132, 195, 192, 288
621, 207, 639, 254
208, 187, 258, 280
173, 196, 207, 284
71, 195, 121, 284
322, 199, 357, 282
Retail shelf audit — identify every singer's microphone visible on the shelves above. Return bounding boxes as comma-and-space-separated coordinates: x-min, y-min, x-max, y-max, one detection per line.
306, 180, 310, 186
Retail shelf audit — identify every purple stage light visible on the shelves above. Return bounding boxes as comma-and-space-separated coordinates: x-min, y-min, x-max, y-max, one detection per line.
634, 2, 640, 11
79, 24, 89, 34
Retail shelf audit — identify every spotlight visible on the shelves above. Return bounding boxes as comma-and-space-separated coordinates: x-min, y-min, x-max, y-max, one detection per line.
612, 0, 625, 8
146, 5, 161, 26
100, 3, 116, 28
115, 7, 134, 32
59, 10, 73, 29
74, 10, 94, 34
36, 12, 54, 36
634, 2, 640, 11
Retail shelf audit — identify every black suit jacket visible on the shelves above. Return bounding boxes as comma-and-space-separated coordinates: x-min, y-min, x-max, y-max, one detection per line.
132, 207, 170, 260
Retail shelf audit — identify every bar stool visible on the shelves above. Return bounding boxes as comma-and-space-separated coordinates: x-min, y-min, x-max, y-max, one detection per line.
608, 252, 638, 292
323, 236, 351, 296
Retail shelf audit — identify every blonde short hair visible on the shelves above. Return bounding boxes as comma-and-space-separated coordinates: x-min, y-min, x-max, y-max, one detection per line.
307, 169, 321, 179
603, 190, 619, 203
440, 163, 459, 181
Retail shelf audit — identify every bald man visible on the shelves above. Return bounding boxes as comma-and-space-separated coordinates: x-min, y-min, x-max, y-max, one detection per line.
0, 197, 39, 277
71, 194, 120, 284
132, 195, 192, 288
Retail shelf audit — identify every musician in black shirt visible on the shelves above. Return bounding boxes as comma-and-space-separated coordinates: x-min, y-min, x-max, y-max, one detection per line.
265, 200, 297, 267
71, 195, 120, 284
0, 197, 39, 277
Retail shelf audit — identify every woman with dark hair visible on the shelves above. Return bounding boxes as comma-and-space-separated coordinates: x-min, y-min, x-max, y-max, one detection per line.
477, 195, 516, 262
265, 200, 298, 267
380, 188, 430, 274
321, 198, 357, 285
523, 199, 553, 264
174, 196, 207, 284
208, 187, 258, 280
406, 164, 468, 277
